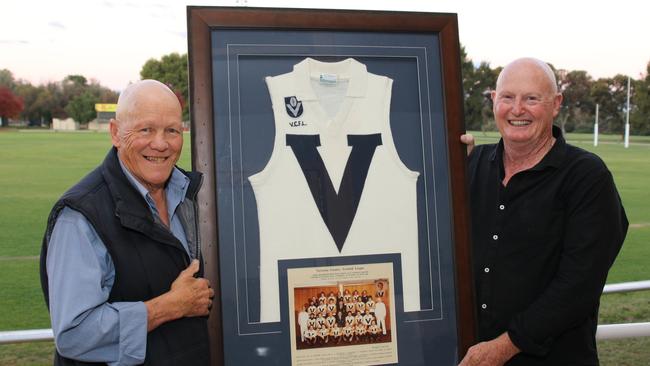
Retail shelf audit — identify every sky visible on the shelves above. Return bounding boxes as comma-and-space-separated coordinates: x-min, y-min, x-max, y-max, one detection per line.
1, 0, 648, 91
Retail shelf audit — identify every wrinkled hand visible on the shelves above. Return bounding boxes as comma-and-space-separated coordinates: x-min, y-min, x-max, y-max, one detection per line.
169, 260, 215, 317
458, 333, 519, 366
145, 260, 215, 331
460, 134, 475, 156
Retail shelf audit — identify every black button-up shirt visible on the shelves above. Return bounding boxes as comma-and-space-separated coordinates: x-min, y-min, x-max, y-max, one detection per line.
467, 126, 628, 365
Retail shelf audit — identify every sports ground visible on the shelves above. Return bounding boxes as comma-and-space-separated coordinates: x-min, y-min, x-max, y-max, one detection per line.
0, 130, 648, 365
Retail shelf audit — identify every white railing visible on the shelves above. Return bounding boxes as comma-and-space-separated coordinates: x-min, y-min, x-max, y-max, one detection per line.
0, 328, 52, 344
602, 280, 650, 294
596, 279, 650, 340
1, 280, 649, 345
596, 322, 650, 340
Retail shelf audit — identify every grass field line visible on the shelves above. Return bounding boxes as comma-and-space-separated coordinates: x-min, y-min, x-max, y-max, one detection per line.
0, 256, 39, 261
629, 222, 650, 228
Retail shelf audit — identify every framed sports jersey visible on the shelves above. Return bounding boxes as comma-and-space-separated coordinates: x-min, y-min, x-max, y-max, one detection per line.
188, 6, 475, 366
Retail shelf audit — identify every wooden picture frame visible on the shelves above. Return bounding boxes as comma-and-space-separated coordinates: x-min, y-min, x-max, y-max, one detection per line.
187, 6, 475, 365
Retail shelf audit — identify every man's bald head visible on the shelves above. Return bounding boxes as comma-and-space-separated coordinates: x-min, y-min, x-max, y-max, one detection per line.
115, 80, 181, 124
496, 57, 558, 95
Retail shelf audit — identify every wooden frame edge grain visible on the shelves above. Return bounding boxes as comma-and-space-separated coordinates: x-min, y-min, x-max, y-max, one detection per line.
187, 6, 223, 365
437, 14, 478, 358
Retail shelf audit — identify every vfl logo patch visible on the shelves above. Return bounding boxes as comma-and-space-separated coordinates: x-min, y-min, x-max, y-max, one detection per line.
285, 96, 303, 118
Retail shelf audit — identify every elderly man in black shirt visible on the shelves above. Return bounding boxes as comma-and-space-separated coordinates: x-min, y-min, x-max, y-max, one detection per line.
459, 58, 628, 365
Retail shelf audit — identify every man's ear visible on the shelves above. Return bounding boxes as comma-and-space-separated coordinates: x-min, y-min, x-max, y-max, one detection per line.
552, 93, 564, 118
109, 119, 120, 148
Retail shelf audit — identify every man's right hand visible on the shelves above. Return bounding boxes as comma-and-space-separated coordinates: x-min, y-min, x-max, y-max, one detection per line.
169, 260, 214, 317
460, 134, 475, 156
145, 260, 214, 331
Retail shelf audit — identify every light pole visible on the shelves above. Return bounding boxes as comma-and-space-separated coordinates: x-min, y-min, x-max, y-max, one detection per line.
594, 104, 599, 147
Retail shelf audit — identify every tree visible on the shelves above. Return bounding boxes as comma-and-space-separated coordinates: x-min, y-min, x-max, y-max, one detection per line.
65, 90, 98, 124
15, 81, 65, 126
86, 81, 119, 103
61, 74, 89, 108
557, 70, 594, 133
140, 52, 188, 119
0, 87, 24, 126
64, 75, 87, 86
460, 46, 499, 131
0, 69, 16, 90
631, 61, 650, 135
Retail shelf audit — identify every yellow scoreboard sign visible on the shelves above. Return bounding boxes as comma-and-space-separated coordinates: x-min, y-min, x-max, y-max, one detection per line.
95, 104, 117, 112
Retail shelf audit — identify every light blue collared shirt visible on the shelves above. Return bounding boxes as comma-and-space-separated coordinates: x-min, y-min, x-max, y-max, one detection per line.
46, 163, 190, 365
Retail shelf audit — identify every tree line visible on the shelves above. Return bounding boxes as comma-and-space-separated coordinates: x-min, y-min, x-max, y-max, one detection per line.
462, 46, 650, 135
0, 72, 118, 127
0, 53, 187, 127
2, 50, 649, 135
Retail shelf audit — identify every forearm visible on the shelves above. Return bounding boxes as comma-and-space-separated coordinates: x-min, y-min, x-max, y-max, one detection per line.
459, 332, 520, 366
495, 333, 521, 360
145, 259, 213, 331
145, 292, 184, 332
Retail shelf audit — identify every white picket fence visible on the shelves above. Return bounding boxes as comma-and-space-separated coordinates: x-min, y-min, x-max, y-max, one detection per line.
1, 280, 649, 344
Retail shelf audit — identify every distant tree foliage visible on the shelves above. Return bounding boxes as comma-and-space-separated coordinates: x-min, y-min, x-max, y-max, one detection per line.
65, 91, 98, 124
460, 47, 501, 132
140, 52, 188, 120
631, 62, 650, 135
460, 47, 650, 135
0, 71, 118, 126
0, 69, 17, 90
557, 70, 594, 134
0, 87, 24, 126
3, 50, 650, 133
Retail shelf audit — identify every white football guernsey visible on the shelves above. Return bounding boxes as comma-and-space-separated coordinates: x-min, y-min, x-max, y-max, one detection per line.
249, 58, 420, 322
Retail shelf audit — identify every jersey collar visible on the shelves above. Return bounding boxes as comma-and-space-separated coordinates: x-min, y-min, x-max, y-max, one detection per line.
293, 57, 368, 101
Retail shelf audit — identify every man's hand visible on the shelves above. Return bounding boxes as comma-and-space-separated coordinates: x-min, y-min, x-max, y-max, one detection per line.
168, 260, 214, 317
145, 260, 215, 331
458, 332, 520, 366
460, 134, 475, 156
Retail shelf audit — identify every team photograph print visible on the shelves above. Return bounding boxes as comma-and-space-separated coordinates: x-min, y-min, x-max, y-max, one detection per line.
294, 280, 392, 350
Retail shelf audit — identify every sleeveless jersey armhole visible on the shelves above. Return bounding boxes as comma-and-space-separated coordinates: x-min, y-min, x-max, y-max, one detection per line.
248, 76, 282, 187
382, 78, 420, 181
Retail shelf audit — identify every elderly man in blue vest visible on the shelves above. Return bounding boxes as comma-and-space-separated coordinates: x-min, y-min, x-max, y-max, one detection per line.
41, 80, 213, 365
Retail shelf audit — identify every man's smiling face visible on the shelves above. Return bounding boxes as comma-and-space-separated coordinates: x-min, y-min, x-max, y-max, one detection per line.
491, 59, 562, 147
110, 81, 183, 192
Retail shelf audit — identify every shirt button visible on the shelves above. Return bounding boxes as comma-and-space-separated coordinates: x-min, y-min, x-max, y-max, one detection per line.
492, 234, 499, 240
499, 204, 505, 210
481, 304, 487, 309
484, 267, 490, 273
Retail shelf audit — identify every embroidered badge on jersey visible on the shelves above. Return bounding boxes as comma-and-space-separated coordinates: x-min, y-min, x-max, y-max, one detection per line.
285, 96, 303, 118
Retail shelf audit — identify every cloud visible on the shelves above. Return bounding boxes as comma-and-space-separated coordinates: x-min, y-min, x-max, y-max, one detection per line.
48, 21, 66, 30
